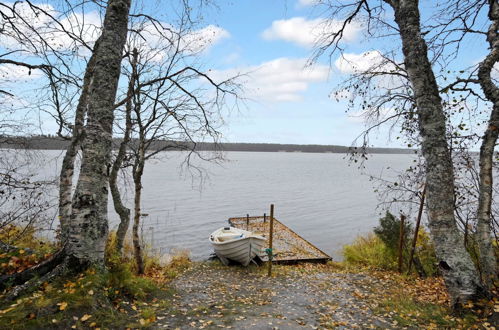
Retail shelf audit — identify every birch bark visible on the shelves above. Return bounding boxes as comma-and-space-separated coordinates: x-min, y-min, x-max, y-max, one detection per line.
386, 0, 483, 306
67, 0, 131, 265
110, 49, 138, 253
476, 0, 499, 290
58, 54, 96, 242
132, 140, 145, 274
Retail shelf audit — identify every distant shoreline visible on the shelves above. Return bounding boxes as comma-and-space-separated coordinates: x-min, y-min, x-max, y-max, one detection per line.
0, 136, 415, 154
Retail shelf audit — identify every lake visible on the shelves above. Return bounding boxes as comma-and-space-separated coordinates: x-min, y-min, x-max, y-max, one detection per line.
30, 150, 415, 260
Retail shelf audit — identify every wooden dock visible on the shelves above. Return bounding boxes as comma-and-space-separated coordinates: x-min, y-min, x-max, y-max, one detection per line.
228, 215, 332, 264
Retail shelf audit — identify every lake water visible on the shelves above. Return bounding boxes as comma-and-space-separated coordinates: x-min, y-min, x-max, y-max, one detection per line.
30, 150, 415, 260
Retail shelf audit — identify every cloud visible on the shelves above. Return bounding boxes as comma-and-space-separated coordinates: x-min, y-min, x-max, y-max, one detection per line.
0, 2, 102, 55
211, 58, 329, 103
127, 22, 230, 63
183, 25, 230, 53
334, 50, 404, 92
0, 2, 228, 61
262, 17, 362, 48
297, 0, 321, 7
0, 64, 44, 81
335, 50, 391, 74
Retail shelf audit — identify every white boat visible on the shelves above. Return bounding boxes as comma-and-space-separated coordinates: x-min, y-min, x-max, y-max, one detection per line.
209, 226, 267, 266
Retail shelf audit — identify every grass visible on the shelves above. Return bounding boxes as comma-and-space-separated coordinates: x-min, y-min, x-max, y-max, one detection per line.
0, 230, 192, 329
376, 291, 481, 328
342, 233, 398, 270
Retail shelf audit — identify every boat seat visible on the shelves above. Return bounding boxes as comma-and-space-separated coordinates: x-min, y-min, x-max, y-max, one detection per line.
216, 233, 244, 242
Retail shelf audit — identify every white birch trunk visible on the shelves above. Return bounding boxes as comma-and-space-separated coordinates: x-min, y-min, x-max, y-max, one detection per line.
386, 0, 483, 306
476, 0, 499, 290
67, 0, 131, 265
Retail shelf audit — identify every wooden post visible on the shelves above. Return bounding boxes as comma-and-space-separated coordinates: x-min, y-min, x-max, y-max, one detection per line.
263, 213, 266, 222
407, 184, 426, 274
246, 214, 249, 230
398, 214, 406, 273
267, 204, 274, 277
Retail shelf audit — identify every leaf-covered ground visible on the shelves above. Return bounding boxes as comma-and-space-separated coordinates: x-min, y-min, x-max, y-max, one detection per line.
1, 256, 494, 329
154, 262, 491, 329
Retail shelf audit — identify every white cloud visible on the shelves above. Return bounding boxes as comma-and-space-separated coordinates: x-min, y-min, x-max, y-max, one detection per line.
0, 64, 44, 81
0, 2, 228, 61
211, 58, 329, 103
0, 2, 102, 55
297, 0, 321, 7
262, 17, 362, 48
335, 50, 391, 74
128, 22, 229, 63
183, 25, 230, 53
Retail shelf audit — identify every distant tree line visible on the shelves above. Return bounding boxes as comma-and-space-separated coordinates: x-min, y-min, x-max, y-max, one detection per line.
0, 135, 414, 154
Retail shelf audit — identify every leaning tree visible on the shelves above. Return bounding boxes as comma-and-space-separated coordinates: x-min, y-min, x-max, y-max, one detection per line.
310, 0, 498, 306
0, 0, 132, 300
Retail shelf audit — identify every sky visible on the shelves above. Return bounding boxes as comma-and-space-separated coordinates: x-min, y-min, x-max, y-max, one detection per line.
198, 0, 381, 146
0, 0, 492, 147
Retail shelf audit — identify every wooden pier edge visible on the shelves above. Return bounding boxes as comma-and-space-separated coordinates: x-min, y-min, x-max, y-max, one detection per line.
228, 215, 332, 264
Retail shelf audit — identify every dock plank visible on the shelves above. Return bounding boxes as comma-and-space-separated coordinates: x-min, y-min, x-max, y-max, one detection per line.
228, 216, 331, 263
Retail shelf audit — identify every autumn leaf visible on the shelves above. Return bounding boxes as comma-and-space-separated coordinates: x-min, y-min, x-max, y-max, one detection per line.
81, 314, 92, 322
88, 289, 94, 295
57, 301, 68, 311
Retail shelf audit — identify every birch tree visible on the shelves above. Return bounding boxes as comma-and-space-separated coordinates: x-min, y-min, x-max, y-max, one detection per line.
475, 0, 499, 291
311, 0, 491, 306
0, 0, 131, 299
109, 12, 239, 270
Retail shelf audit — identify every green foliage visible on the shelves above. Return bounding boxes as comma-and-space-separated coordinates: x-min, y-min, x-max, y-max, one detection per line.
0, 232, 184, 329
343, 212, 438, 275
343, 233, 397, 270
412, 229, 439, 277
374, 211, 412, 253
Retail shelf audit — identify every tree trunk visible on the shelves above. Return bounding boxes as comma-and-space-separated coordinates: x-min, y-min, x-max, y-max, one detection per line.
387, 0, 483, 307
476, 0, 499, 290
58, 54, 97, 242
132, 141, 145, 274
110, 49, 138, 253
67, 0, 131, 266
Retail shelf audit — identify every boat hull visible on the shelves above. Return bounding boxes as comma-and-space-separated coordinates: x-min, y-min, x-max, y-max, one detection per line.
210, 228, 266, 266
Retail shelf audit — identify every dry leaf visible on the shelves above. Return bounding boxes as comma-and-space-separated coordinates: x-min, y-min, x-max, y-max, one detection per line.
81, 314, 92, 322
58, 302, 68, 311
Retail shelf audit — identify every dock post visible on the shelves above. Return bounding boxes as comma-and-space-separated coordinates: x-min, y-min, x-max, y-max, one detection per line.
246, 214, 249, 230
398, 214, 406, 273
263, 213, 266, 222
267, 204, 274, 277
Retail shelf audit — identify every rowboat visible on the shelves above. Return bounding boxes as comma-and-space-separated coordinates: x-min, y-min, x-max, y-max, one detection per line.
209, 227, 266, 266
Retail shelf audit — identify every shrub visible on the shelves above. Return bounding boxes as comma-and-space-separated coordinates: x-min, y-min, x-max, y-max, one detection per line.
343, 233, 397, 270
343, 212, 438, 275
374, 211, 412, 254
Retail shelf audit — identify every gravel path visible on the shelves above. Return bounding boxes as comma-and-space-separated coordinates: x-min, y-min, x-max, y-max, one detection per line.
154, 262, 400, 329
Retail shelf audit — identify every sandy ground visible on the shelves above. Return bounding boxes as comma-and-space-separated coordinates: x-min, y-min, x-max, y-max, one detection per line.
154, 262, 400, 329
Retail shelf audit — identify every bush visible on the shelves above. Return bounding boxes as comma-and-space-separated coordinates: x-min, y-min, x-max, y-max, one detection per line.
374, 211, 412, 253
343, 212, 438, 275
343, 233, 397, 270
